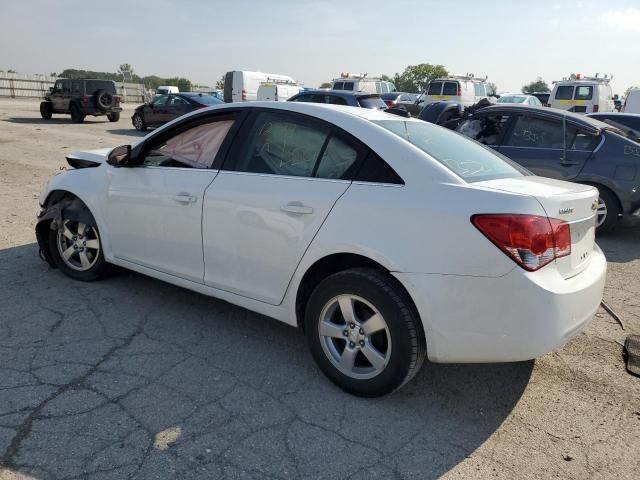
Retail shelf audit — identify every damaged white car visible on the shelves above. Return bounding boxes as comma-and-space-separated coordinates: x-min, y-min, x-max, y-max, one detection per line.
37, 102, 607, 397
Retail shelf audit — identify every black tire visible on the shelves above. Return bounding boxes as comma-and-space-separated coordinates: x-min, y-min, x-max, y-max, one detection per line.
593, 186, 620, 235
107, 112, 120, 122
40, 101, 53, 119
305, 268, 426, 397
95, 90, 114, 112
70, 104, 85, 123
132, 113, 147, 131
47, 216, 110, 281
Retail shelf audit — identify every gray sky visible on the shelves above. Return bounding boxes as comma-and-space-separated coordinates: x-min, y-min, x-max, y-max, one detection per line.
1, 0, 639, 94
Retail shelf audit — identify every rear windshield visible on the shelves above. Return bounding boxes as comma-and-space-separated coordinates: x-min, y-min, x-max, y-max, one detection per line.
555, 86, 574, 100
358, 96, 387, 109
427, 82, 443, 95
443, 82, 459, 95
497, 96, 527, 103
85, 80, 116, 94
381, 93, 401, 100
574, 86, 593, 100
188, 94, 224, 105
373, 120, 527, 182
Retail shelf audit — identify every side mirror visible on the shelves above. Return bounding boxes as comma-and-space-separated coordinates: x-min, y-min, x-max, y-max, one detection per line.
107, 145, 132, 167
49, 87, 55, 93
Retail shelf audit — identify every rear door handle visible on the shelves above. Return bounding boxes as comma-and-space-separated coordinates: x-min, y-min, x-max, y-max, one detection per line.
280, 203, 314, 215
173, 193, 197, 204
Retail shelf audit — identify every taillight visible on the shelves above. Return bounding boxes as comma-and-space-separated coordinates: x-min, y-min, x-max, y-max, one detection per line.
115, 95, 121, 104
241, 89, 247, 101
457, 86, 462, 96
471, 214, 571, 271
82, 95, 90, 105
592, 104, 599, 112
385, 100, 396, 107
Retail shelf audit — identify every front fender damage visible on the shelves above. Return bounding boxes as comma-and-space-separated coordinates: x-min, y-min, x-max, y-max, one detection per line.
35, 196, 97, 268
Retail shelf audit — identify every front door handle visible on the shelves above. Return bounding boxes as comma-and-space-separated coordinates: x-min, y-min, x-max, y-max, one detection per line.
280, 203, 313, 215
173, 193, 197, 204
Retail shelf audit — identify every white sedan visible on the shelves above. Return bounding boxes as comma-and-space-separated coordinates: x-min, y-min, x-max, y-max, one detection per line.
36, 102, 606, 397
497, 94, 543, 106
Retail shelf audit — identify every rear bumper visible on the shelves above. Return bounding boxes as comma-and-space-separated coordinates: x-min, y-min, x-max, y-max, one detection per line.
394, 244, 607, 363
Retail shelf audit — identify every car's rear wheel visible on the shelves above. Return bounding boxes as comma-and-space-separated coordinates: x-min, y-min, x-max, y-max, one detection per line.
132, 113, 147, 131
305, 268, 426, 397
594, 187, 620, 234
40, 101, 53, 119
107, 112, 120, 122
48, 219, 109, 281
70, 104, 85, 123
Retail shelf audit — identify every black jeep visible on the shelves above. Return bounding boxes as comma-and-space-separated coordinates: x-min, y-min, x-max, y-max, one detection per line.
40, 79, 122, 123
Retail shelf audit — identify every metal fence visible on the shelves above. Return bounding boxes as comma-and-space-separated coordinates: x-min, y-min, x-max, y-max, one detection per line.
0, 72, 150, 103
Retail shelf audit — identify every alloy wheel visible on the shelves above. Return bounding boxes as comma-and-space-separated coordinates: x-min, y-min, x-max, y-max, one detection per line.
596, 197, 607, 228
56, 220, 101, 271
318, 294, 391, 380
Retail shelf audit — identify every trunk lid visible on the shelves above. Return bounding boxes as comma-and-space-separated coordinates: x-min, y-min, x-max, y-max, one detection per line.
474, 176, 598, 278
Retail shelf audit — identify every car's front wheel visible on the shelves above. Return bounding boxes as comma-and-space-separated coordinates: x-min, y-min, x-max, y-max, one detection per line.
40, 101, 53, 119
107, 112, 120, 122
132, 113, 147, 131
305, 268, 426, 397
48, 219, 109, 281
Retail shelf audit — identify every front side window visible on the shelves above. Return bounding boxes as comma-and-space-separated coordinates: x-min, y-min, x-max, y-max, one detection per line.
168, 96, 188, 108
504, 116, 564, 149
574, 86, 593, 100
375, 119, 526, 182
231, 111, 330, 177
555, 86, 574, 100
151, 95, 169, 107
427, 82, 443, 95
343, 82, 355, 91
289, 94, 312, 103
141, 117, 235, 169
329, 95, 348, 106
54, 80, 64, 91
62, 80, 72, 93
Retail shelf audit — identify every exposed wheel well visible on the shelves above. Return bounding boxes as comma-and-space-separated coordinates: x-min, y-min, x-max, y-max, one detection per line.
295, 253, 419, 331
580, 182, 622, 214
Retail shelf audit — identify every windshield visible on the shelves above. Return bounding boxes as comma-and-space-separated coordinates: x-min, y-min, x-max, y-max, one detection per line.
497, 96, 527, 103
188, 94, 224, 105
373, 120, 528, 182
358, 96, 387, 110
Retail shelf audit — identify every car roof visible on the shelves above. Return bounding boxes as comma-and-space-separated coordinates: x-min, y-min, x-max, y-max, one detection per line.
478, 104, 617, 133
299, 89, 381, 98
588, 112, 640, 118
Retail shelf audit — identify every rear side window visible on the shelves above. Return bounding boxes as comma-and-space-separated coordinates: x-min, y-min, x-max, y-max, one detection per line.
358, 96, 387, 109
343, 82, 354, 91
504, 116, 564, 148
333, 82, 344, 90
569, 129, 600, 151
315, 135, 359, 179
555, 86, 574, 100
427, 82, 443, 95
375, 120, 526, 182
474, 83, 486, 96
288, 94, 312, 102
443, 82, 458, 95
355, 150, 404, 184
574, 86, 593, 100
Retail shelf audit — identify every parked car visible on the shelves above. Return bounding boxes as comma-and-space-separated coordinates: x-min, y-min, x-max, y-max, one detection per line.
549, 74, 614, 113
37, 102, 606, 397
331, 74, 396, 94
456, 104, 640, 232
131, 93, 223, 131
223, 71, 296, 102
530, 91, 551, 105
622, 88, 640, 113
417, 100, 464, 127
288, 90, 388, 110
40, 78, 122, 123
497, 94, 542, 106
587, 112, 640, 142
417, 74, 490, 108
381, 92, 421, 115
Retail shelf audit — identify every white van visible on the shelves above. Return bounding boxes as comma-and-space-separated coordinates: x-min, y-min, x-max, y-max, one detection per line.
418, 74, 489, 107
622, 88, 640, 113
256, 82, 302, 102
156, 86, 179, 95
223, 71, 296, 102
330, 74, 396, 94
549, 74, 614, 113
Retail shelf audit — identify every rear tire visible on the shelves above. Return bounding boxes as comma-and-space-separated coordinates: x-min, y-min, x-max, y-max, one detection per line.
107, 112, 120, 122
40, 101, 53, 119
70, 104, 85, 123
48, 217, 110, 281
593, 187, 620, 235
305, 268, 426, 397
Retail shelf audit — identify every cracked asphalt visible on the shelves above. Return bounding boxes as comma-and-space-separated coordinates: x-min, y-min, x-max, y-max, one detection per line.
1, 99, 639, 479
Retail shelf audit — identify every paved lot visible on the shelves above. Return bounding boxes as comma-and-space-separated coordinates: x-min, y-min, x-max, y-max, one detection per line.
1, 98, 639, 479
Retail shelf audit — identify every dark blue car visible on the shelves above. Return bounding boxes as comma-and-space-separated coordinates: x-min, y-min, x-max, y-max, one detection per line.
288, 90, 388, 110
456, 105, 640, 233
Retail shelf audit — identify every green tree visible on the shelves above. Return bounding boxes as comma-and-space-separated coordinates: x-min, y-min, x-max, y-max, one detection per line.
522, 77, 549, 94
486, 82, 498, 96
319, 82, 332, 89
392, 64, 448, 93
215, 74, 225, 89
